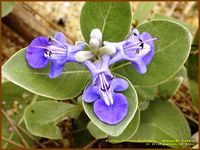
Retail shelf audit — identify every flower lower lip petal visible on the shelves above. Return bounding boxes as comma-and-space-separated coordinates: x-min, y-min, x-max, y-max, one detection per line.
93, 93, 128, 125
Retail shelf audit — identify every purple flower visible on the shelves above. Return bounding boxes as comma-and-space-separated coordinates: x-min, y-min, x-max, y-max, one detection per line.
83, 55, 129, 125
26, 32, 85, 78
104, 29, 158, 74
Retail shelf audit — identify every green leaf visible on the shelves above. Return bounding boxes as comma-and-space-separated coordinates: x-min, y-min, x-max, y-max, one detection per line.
135, 86, 157, 101
187, 29, 198, 109
2, 48, 89, 100
1, 2, 15, 18
24, 101, 82, 139
157, 66, 186, 98
87, 121, 108, 139
138, 100, 151, 111
80, 2, 132, 43
83, 74, 138, 136
130, 100, 191, 148
112, 20, 192, 87
136, 67, 186, 111
2, 81, 50, 148
152, 14, 195, 33
136, 66, 186, 103
108, 109, 140, 142
87, 109, 140, 141
133, 2, 156, 25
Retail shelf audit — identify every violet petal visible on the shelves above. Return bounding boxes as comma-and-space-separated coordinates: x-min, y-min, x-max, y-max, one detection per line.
93, 93, 128, 125
140, 32, 154, 65
26, 37, 49, 68
131, 59, 147, 74
54, 32, 67, 47
83, 83, 99, 103
112, 78, 129, 92
49, 60, 64, 78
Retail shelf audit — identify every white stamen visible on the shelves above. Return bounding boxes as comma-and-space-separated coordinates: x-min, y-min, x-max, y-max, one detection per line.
47, 45, 67, 52
99, 73, 114, 106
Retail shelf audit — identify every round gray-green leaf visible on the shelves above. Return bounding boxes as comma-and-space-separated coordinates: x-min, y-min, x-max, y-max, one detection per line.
80, 2, 132, 43
135, 66, 186, 104
87, 121, 108, 139
112, 20, 192, 86
108, 109, 140, 142
130, 99, 191, 148
87, 109, 140, 142
2, 48, 89, 100
24, 101, 82, 139
157, 66, 186, 98
83, 74, 138, 136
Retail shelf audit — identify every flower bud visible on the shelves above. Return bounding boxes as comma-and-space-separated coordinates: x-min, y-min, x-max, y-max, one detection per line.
98, 45, 116, 56
90, 28, 102, 47
90, 28, 102, 41
75, 51, 94, 63
89, 38, 100, 50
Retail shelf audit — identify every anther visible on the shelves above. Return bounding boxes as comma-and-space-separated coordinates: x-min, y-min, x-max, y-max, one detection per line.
135, 49, 140, 54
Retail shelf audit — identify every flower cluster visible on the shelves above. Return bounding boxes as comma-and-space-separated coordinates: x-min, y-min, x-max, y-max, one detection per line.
26, 28, 157, 125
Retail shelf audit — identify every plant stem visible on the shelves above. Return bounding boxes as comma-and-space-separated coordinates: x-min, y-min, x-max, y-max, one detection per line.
22, 2, 75, 44
83, 139, 98, 149
2, 137, 26, 148
2, 109, 30, 148
14, 123, 46, 148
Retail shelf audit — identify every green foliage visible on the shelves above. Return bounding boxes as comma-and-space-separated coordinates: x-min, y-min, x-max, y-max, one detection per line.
152, 14, 195, 33
87, 109, 140, 141
130, 100, 191, 148
2, 81, 50, 148
187, 29, 198, 109
135, 86, 157, 102
87, 121, 108, 139
2, 48, 90, 100
157, 67, 186, 98
1, 2, 15, 17
2, 1, 196, 148
108, 109, 140, 142
136, 67, 186, 111
24, 101, 82, 139
83, 74, 138, 137
80, 2, 132, 43
112, 20, 192, 87
133, 2, 156, 25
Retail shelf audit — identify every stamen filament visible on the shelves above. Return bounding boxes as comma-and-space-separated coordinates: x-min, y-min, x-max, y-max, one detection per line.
50, 37, 68, 48
32, 46, 67, 52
